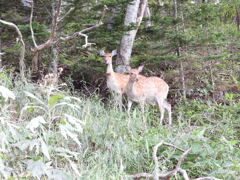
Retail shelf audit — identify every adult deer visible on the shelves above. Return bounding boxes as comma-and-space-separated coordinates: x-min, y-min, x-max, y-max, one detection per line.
99, 50, 145, 110
125, 66, 172, 125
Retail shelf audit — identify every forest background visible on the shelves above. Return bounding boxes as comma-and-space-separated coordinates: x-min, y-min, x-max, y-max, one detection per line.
0, 0, 239, 179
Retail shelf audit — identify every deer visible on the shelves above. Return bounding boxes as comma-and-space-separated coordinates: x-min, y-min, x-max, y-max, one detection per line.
125, 65, 172, 125
99, 50, 146, 110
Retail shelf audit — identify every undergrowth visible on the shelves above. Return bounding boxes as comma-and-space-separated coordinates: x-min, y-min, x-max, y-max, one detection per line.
0, 71, 239, 180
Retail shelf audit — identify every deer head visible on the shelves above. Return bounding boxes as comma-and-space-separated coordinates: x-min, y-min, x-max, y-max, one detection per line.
99, 50, 117, 65
128, 65, 144, 82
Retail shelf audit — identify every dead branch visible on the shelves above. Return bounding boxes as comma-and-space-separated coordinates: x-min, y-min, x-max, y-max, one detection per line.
156, 148, 191, 180
127, 173, 153, 179
162, 142, 185, 152
195, 177, 221, 180
0, 19, 26, 80
30, 0, 106, 72
30, 0, 37, 47
127, 141, 190, 180
127, 142, 221, 180
53, 20, 103, 45
153, 141, 163, 179
178, 168, 190, 180
58, 7, 74, 22
30, 0, 63, 72
32, 0, 61, 52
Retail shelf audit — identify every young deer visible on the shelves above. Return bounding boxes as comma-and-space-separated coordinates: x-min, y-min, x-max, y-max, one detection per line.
99, 50, 145, 109
125, 66, 172, 125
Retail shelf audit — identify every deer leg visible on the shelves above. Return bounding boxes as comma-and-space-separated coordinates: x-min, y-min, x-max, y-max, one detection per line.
140, 102, 147, 125
127, 99, 133, 116
117, 93, 123, 111
157, 99, 165, 125
164, 100, 172, 125
127, 99, 133, 126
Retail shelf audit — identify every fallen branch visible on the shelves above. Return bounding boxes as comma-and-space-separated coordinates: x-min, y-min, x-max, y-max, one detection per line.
0, 19, 26, 80
127, 141, 190, 180
162, 142, 185, 152
195, 177, 221, 180
127, 141, 221, 180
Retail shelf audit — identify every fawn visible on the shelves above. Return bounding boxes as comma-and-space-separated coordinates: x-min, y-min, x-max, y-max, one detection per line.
125, 66, 172, 125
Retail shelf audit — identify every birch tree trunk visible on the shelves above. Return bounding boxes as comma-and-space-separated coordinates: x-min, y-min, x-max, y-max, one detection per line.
48, 45, 59, 74
48, 0, 59, 74
144, 5, 151, 28
116, 0, 148, 73
0, 28, 2, 68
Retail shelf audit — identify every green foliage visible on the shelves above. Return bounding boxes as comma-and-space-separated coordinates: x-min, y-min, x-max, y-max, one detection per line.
0, 70, 239, 179
0, 0, 240, 179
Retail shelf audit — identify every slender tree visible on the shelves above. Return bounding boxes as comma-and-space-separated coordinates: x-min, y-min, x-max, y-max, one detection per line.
116, 0, 148, 73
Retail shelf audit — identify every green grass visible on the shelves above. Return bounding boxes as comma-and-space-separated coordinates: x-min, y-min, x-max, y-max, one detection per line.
0, 72, 239, 179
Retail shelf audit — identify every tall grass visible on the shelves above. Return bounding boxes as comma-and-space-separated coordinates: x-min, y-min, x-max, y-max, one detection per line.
0, 71, 239, 179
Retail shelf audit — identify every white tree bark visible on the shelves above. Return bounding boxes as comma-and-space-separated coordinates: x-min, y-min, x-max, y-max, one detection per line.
0, 28, 2, 68
116, 0, 148, 73
144, 5, 151, 28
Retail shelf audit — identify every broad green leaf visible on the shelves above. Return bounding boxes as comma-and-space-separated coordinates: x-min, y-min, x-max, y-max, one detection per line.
48, 93, 65, 106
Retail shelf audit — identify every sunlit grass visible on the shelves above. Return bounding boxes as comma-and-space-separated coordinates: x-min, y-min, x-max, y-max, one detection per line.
0, 72, 239, 179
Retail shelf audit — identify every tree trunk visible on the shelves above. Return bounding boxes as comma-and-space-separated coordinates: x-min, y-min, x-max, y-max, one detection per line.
0, 28, 2, 68
48, 45, 59, 74
31, 51, 39, 72
48, 0, 59, 74
144, 5, 151, 28
116, 0, 148, 73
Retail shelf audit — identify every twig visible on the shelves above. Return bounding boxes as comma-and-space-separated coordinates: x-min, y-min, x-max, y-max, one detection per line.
30, 0, 37, 47
153, 141, 163, 179
178, 168, 189, 180
54, 23, 103, 45
58, 7, 74, 22
162, 142, 185, 152
157, 148, 191, 179
79, 33, 96, 48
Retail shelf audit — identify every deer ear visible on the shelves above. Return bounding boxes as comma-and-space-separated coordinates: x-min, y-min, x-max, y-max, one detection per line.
99, 50, 105, 56
111, 50, 117, 56
137, 65, 144, 72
